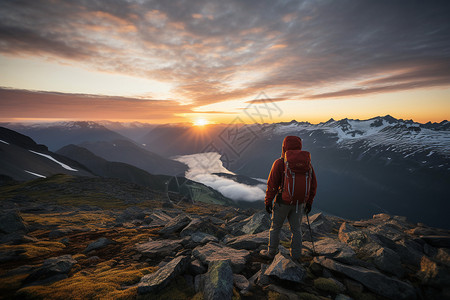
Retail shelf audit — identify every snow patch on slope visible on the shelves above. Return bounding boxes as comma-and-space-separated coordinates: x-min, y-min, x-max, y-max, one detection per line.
29, 150, 78, 171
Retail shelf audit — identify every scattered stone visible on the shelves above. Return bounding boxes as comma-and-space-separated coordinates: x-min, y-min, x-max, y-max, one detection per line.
264, 253, 306, 283
147, 210, 173, 226
136, 239, 183, 258
372, 247, 404, 277
59, 237, 70, 245
202, 260, 233, 300
84, 237, 114, 253
190, 259, 207, 275
233, 274, 250, 291
191, 232, 218, 244
314, 238, 356, 262
86, 256, 101, 264
226, 230, 269, 250
315, 256, 417, 300
138, 255, 190, 294
192, 242, 250, 273
0, 210, 28, 234
159, 214, 191, 236
25, 255, 76, 285
241, 211, 271, 235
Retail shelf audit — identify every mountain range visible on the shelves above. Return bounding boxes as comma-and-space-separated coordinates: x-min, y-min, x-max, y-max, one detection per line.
1, 115, 449, 228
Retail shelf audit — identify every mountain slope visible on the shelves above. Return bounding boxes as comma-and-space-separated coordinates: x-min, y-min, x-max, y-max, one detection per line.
79, 139, 188, 176
0, 127, 93, 181
1, 121, 131, 151
56, 144, 167, 191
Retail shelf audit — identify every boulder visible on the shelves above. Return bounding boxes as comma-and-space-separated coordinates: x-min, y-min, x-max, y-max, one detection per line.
136, 239, 183, 258
201, 260, 234, 300
189, 259, 207, 275
25, 255, 76, 285
233, 274, 250, 291
264, 253, 306, 283
241, 211, 271, 235
191, 232, 219, 244
338, 222, 370, 249
372, 247, 404, 277
84, 237, 114, 253
226, 230, 269, 250
0, 210, 28, 234
308, 213, 335, 234
315, 257, 417, 300
314, 238, 356, 263
159, 214, 191, 236
147, 210, 174, 226
192, 242, 250, 273
137, 255, 190, 294
180, 218, 219, 237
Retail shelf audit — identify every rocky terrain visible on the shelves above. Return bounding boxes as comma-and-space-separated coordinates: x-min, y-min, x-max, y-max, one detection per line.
1, 179, 449, 300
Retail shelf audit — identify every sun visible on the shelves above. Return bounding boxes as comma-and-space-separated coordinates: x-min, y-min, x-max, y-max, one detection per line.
193, 118, 209, 126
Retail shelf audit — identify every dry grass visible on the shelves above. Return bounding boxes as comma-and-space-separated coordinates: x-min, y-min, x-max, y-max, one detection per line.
16, 264, 157, 300
0, 241, 66, 259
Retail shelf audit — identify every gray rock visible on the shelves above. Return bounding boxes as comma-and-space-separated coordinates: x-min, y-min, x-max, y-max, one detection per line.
191, 232, 219, 244
373, 247, 404, 277
180, 218, 220, 237
189, 259, 207, 275
338, 222, 370, 249
314, 238, 356, 263
420, 235, 450, 248
25, 255, 76, 284
136, 239, 183, 258
226, 230, 269, 250
0, 249, 25, 263
233, 274, 250, 291
116, 206, 146, 222
315, 256, 417, 300
147, 210, 173, 226
202, 260, 233, 300
241, 211, 271, 235
159, 214, 191, 236
84, 237, 114, 253
264, 253, 306, 283
137, 255, 190, 294
0, 210, 28, 234
308, 213, 335, 234
192, 242, 250, 273
49, 228, 73, 238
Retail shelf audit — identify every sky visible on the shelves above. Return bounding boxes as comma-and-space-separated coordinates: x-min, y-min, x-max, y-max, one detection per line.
0, 0, 449, 124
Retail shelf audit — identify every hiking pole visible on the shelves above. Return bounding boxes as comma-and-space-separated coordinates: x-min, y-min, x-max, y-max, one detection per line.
306, 213, 316, 256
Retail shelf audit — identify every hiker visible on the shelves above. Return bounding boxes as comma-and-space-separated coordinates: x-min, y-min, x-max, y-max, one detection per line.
260, 135, 317, 261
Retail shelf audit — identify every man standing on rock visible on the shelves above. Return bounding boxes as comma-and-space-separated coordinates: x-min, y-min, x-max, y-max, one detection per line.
260, 135, 317, 262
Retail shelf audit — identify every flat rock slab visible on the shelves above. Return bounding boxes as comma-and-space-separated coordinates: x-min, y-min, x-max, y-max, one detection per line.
241, 211, 270, 235
25, 255, 76, 284
264, 253, 306, 283
192, 242, 250, 273
136, 239, 183, 258
420, 235, 450, 248
138, 255, 190, 294
0, 210, 28, 234
314, 238, 356, 262
315, 256, 417, 300
84, 237, 114, 253
226, 231, 269, 250
159, 214, 191, 235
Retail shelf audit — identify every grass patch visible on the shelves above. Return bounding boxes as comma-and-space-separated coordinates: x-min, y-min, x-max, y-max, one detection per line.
16, 265, 157, 300
0, 241, 66, 259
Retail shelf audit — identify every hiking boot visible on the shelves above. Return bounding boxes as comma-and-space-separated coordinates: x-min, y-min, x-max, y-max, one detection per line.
259, 249, 276, 260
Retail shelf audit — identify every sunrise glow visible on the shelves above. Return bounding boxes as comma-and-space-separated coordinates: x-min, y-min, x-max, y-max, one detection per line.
193, 118, 209, 126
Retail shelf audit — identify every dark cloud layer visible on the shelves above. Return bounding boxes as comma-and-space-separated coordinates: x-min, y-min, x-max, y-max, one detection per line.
1, 0, 449, 106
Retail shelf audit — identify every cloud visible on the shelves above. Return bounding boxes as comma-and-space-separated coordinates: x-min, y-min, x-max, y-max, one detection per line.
0, 0, 449, 107
174, 152, 266, 202
0, 88, 192, 122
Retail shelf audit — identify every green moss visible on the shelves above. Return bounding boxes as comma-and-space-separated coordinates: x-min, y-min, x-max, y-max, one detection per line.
313, 277, 342, 294
268, 291, 289, 300
297, 292, 322, 300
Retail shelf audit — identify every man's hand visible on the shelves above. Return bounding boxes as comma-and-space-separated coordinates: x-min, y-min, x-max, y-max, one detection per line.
265, 203, 273, 214
304, 203, 312, 215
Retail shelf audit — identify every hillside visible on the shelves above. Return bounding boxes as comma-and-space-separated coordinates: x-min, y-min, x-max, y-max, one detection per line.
0, 176, 449, 300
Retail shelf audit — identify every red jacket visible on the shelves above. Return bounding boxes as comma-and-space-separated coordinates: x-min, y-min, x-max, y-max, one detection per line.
265, 136, 317, 206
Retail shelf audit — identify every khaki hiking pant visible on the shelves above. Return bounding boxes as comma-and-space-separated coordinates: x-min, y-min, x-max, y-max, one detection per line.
269, 202, 304, 259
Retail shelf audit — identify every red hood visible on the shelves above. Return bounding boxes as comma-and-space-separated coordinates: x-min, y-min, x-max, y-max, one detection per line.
282, 135, 302, 157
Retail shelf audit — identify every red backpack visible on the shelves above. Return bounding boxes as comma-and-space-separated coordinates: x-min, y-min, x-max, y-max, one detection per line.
279, 150, 312, 206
